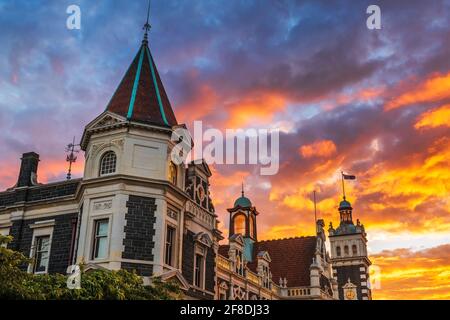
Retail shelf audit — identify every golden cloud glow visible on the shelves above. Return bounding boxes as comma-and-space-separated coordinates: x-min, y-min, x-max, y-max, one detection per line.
299, 140, 337, 158
371, 245, 450, 299
385, 72, 450, 110
415, 104, 450, 129
225, 91, 287, 128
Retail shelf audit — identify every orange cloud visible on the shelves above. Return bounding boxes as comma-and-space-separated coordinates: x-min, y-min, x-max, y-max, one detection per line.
385, 72, 450, 110
371, 244, 450, 299
299, 140, 337, 158
225, 91, 287, 128
415, 104, 450, 129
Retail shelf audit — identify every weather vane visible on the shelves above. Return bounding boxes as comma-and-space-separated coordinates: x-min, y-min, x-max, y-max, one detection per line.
142, 0, 151, 43
65, 137, 80, 180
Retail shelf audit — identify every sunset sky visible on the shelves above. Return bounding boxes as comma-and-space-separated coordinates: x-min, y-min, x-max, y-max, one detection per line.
0, 0, 449, 299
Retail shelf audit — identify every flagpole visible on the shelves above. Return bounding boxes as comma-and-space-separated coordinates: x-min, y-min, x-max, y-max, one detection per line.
313, 190, 317, 223
341, 171, 346, 200
313, 190, 318, 233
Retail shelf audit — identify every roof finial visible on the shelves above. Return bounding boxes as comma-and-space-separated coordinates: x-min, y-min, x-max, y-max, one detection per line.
142, 0, 151, 45
241, 182, 245, 197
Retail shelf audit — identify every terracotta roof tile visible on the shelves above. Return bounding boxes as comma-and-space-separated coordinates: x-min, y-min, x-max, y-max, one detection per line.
106, 42, 177, 127
218, 237, 317, 287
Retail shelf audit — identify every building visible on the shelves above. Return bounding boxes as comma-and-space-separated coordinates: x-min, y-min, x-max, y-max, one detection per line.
328, 198, 372, 300
0, 26, 371, 300
216, 190, 338, 300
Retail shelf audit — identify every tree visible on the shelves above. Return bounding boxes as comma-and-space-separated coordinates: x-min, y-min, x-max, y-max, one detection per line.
0, 235, 182, 300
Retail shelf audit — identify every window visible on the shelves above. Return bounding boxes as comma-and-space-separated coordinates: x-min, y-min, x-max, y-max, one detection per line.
194, 253, 204, 288
32, 235, 50, 273
236, 250, 244, 276
344, 245, 349, 256
92, 219, 109, 260
165, 225, 176, 266
336, 246, 341, 257
100, 151, 117, 176
352, 244, 358, 256
234, 214, 246, 235
0, 228, 9, 248
168, 162, 177, 185
262, 265, 271, 289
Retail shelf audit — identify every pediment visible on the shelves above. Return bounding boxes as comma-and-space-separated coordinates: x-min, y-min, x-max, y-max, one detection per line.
159, 270, 190, 291
229, 233, 244, 246
85, 111, 126, 131
257, 250, 271, 263
194, 232, 213, 247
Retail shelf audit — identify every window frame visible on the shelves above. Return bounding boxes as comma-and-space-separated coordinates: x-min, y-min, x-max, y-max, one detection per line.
336, 246, 341, 257
99, 151, 117, 176
92, 218, 110, 260
352, 244, 358, 256
193, 245, 206, 289
344, 245, 349, 256
32, 235, 51, 274
164, 224, 177, 267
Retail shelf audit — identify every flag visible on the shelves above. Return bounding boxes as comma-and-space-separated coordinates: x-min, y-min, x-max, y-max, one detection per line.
342, 173, 356, 180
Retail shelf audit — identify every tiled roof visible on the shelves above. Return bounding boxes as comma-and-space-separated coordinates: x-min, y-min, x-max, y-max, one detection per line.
105, 41, 178, 127
218, 236, 317, 287
218, 244, 230, 258
0, 179, 81, 208
251, 237, 317, 287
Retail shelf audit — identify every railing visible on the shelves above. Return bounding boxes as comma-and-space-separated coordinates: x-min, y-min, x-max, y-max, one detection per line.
286, 287, 311, 297
217, 255, 232, 271
246, 270, 260, 285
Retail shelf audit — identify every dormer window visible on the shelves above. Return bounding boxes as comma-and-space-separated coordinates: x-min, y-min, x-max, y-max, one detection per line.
99, 151, 117, 176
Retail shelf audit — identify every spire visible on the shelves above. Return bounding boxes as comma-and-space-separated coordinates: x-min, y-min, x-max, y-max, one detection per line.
104, 2, 178, 128
241, 182, 245, 197
142, 0, 151, 45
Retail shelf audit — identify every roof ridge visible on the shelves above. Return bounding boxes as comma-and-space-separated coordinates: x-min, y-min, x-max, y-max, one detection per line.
258, 235, 316, 243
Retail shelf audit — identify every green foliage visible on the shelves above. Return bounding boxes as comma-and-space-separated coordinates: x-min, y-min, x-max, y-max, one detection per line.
0, 235, 182, 300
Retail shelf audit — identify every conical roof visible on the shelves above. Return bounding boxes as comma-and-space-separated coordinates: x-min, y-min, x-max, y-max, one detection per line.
105, 40, 178, 127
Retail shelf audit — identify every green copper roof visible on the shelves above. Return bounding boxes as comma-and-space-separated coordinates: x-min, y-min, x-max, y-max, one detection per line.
234, 195, 252, 208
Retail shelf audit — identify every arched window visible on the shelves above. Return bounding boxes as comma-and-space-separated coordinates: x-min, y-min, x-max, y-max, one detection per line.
344, 245, 349, 256
352, 244, 358, 256
336, 246, 341, 257
99, 151, 117, 176
168, 162, 177, 185
234, 214, 246, 235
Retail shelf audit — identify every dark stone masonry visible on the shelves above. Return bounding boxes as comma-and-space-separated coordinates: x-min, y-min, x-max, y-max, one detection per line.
9, 213, 78, 274
122, 195, 157, 264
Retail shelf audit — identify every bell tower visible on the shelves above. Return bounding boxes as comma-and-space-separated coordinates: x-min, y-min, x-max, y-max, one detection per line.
328, 198, 372, 300
227, 186, 259, 262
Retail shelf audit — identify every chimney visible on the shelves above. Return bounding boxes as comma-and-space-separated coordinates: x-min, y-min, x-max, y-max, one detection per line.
17, 152, 40, 187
